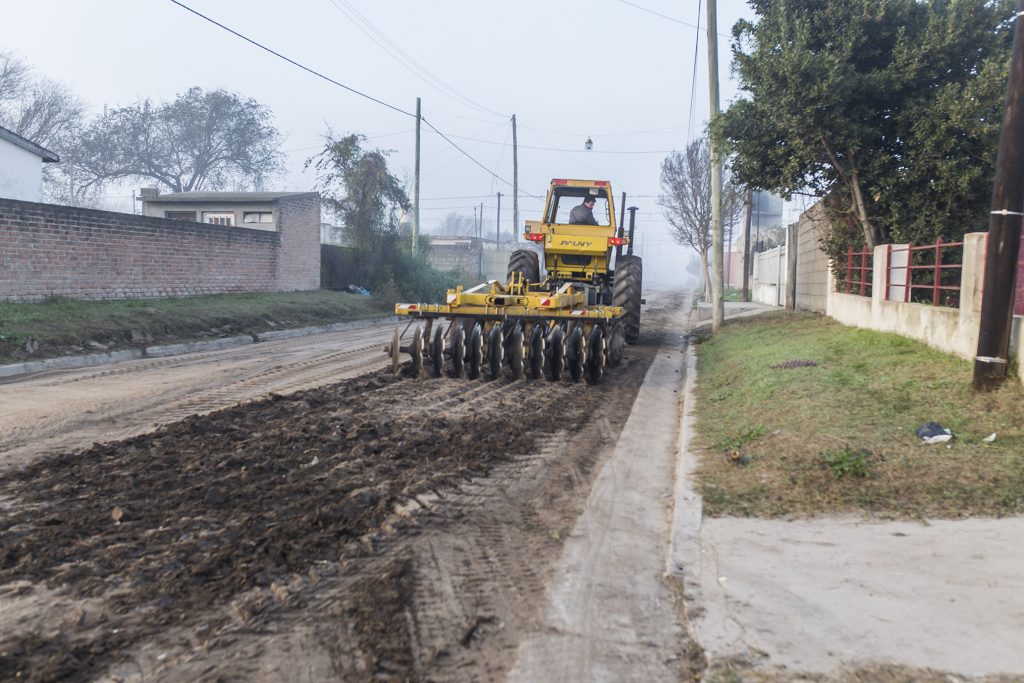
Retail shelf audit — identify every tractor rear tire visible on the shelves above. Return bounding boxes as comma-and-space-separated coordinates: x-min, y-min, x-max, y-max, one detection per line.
507, 249, 540, 285
613, 255, 642, 344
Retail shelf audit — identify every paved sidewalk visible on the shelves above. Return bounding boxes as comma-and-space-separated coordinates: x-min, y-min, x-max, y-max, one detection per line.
671, 307, 1024, 679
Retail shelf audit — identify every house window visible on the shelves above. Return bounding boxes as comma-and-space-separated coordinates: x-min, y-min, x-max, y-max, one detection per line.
243, 211, 274, 224
165, 211, 197, 222
202, 211, 235, 226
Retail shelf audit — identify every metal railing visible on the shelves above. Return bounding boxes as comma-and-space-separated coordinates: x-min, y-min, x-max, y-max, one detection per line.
887, 238, 964, 308
837, 245, 873, 297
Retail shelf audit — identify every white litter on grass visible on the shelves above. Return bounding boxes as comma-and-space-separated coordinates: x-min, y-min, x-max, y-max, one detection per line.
983, 433, 997, 444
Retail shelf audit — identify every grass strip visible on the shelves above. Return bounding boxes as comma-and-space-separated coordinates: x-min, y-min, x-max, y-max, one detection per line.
0, 290, 388, 364
693, 311, 1024, 519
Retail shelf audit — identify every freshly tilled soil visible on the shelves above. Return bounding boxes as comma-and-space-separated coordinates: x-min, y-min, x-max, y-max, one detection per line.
0, 361, 628, 681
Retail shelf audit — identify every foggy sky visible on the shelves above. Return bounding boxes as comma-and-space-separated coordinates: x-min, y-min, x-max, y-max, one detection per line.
1, 0, 809, 286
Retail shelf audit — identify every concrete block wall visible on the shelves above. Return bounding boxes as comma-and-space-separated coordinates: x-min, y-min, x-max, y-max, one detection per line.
428, 246, 480, 276
0, 197, 290, 301
794, 202, 830, 312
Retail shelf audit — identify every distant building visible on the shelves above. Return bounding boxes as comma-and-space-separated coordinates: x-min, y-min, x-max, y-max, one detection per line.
0, 125, 59, 202
140, 190, 317, 232
726, 191, 787, 288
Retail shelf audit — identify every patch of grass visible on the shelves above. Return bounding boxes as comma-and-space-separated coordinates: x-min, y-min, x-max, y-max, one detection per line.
693, 310, 1024, 518
0, 290, 388, 364
714, 426, 765, 451
820, 446, 874, 479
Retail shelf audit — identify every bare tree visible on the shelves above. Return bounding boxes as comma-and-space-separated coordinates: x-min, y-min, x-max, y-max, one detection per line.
659, 137, 743, 298
71, 87, 283, 194
0, 52, 87, 202
435, 212, 477, 236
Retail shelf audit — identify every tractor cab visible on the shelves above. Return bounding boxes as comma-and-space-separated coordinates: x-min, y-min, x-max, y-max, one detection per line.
524, 179, 626, 294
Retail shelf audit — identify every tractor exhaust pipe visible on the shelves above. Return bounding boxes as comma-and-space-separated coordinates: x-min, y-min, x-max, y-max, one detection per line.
626, 206, 638, 256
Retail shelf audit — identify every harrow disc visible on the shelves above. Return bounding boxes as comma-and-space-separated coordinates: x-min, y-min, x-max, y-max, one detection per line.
389, 327, 401, 375
509, 324, 525, 380
547, 326, 565, 381
528, 324, 546, 379
587, 325, 606, 384
430, 324, 446, 377
410, 326, 425, 377
467, 323, 483, 380
450, 322, 466, 378
487, 324, 504, 380
606, 321, 625, 367
567, 325, 586, 383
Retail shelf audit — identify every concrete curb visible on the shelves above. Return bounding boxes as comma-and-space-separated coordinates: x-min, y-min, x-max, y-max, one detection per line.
666, 342, 702, 588
0, 349, 146, 379
143, 335, 255, 358
0, 316, 398, 381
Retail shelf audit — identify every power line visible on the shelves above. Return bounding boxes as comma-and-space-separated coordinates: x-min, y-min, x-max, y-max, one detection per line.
168, 0, 516, 193
613, 0, 730, 38
325, 0, 505, 118
168, 0, 413, 117
614, 0, 700, 28
687, 0, 703, 144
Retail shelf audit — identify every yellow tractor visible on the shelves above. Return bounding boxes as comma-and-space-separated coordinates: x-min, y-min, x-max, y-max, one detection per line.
388, 178, 642, 383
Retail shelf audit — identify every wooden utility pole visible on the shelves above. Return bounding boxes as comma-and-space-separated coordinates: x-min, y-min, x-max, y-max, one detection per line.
413, 97, 421, 255
707, 0, 724, 330
512, 114, 519, 245
496, 192, 502, 243
479, 201, 484, 278
742, 188, 752, 302
974, 0, 1024, 390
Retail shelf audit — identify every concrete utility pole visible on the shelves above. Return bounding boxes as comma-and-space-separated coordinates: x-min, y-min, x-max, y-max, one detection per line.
496, 192, 502, 243
742, 188, 752, 302
413, 97, 421, 255
479, 201, 484, 278
974, 0, 1024, 390
707, 0, 724, 330
512, 114, 519, 245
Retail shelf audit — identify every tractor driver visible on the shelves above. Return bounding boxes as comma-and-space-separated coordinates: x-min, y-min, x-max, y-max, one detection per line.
568, 195, 599, 225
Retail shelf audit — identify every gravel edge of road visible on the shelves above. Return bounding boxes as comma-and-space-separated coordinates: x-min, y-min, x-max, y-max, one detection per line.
0, 316, 400, 381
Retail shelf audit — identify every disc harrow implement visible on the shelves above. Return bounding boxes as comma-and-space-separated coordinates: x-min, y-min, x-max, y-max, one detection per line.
384, 277, 625, 384
383, 177, 643, 384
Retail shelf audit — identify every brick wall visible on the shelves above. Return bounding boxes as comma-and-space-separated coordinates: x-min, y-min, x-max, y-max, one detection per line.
0, 197, 300, 302
275, 194, 321, 291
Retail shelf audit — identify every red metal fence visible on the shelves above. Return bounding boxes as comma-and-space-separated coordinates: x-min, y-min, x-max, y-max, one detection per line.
837, 245, 873, 296
888, 238, 964, 308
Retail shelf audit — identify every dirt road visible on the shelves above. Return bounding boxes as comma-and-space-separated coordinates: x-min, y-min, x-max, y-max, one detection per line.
0, 321, 395, 472
0, 291, 699, 682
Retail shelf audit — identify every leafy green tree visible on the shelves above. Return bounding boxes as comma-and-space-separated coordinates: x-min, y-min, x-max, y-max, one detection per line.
308, 132, 410, 252
716, 0, 1012, 258
310, 132, 454, 301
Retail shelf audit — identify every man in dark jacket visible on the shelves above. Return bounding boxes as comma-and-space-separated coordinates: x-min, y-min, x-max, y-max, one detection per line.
568, 196, 599, 225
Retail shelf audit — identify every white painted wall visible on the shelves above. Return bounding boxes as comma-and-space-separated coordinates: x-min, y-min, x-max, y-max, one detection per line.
752, 244, 787, 306
0, 138, 44, 202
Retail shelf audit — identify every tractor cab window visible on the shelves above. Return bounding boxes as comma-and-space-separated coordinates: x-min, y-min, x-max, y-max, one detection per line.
548, 188, 611, 226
